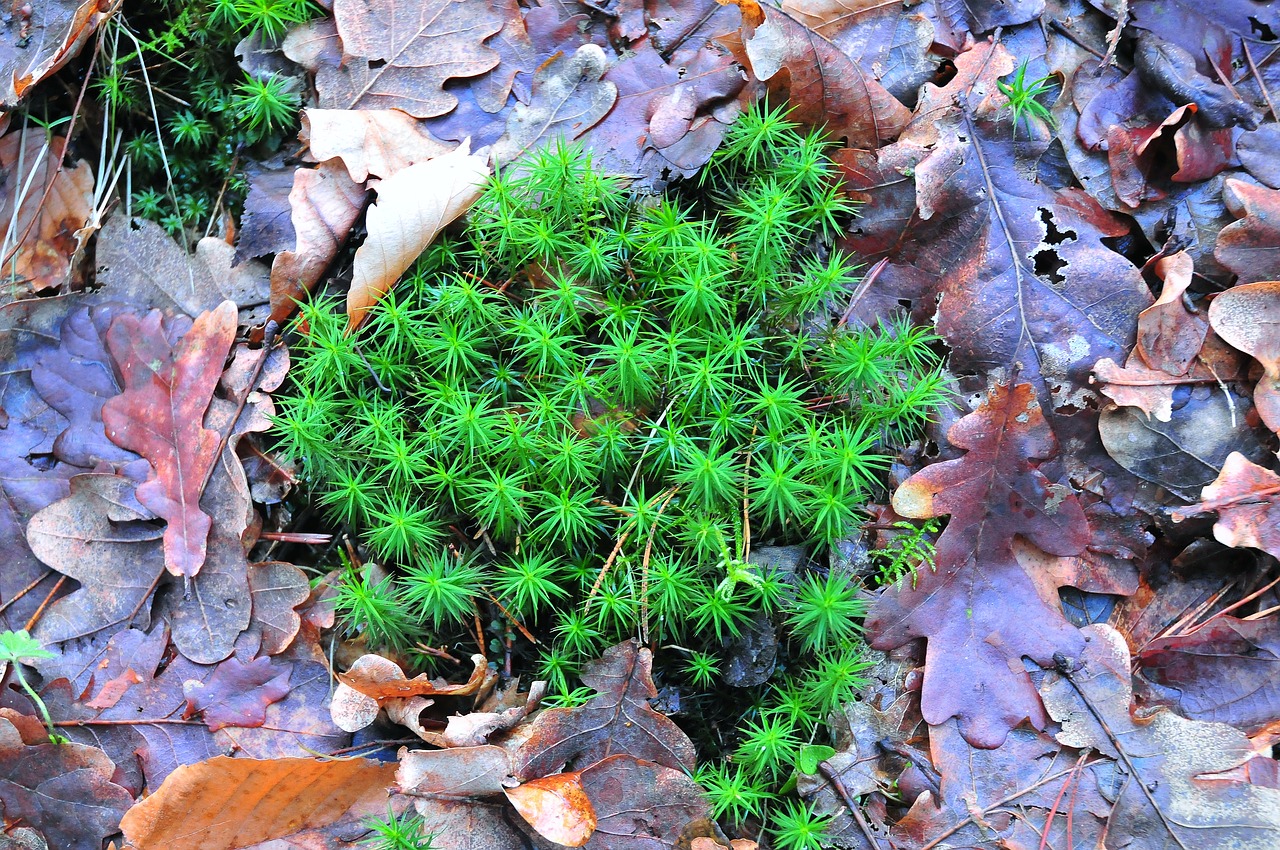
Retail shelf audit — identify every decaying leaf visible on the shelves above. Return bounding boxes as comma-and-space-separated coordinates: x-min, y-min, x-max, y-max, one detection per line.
1041, 624, 1280, 849
101, 301, 238, 578
119, 756, 397, 849
1216, 178, 1280, 284
330, 652, 486, 733
871, 381, 1090, 747
347, 140, 489, 330
504, 770, 597, 847
1138, 614, 1280, 738
492, 44, 616, 165
304, 107, 451, 182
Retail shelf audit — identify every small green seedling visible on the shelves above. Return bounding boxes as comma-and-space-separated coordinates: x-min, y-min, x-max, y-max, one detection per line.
0, 630, 67, 744
997, 61, 1056, 136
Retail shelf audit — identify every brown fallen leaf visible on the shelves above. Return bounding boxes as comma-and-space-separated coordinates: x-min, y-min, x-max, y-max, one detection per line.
1173, 451, 1280, 559
309, 0, 503, 117
1, 0, 111, 108
870, 381, 1091, 748
267, 159, 369, 328
1209, 280, 1280, 435
1216, 178, 1280, 284
119, 756, 398, 849
576, 754, 713, 850
347, 140, 490, 331
101, 301, 238, 578
0, 129, 94, 294
504, 770, 597, 847
722, 0, 910, 148
331, 652, 488, 733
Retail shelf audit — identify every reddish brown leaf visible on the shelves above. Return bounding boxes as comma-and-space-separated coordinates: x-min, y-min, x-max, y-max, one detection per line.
1138, 615, 1280, 738
182, 655, 293, 731
723, 0, 910, 148
338, 651, 488, 700
512, 640, 696, 778
119, 756, 397, 849
267, 160, 369, 328
1209, 280, 1280, 434
1216, 178, 1280, 284
1173, 452, 1280, 559
101, 302, 238, 578
0, 715, 133, 850
870, 381, 1090, 747
2, 0, 110, 105
504, 770, 597, 847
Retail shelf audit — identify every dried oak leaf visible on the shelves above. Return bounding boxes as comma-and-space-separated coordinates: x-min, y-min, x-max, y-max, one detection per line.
891, 719, 1109, 849
0, 130, 93, 294
1215, 178, 1280, 284
869, 381, 1090, 748
1041, 623, 1280, 849
1173, 451, 1280, 559
1209, 280, 1280, 435
182, 654, 292, 731
576, 754, 713, 850
1137, 614, 1280, 739
101, 301, 238, 578
119, 755, 398, 849
347, 141, 489, 331
512, 639, 697, 778
236, 160, 297, 263
310, 0, 503, 117
722, 0, 910, 148
0, 715, 133, 850
330, 652, 486, 733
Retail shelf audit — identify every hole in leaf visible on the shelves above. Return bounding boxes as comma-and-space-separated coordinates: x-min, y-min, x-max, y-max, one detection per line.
368, 58, 387, 69
1037, 207, 1076, 245
1250, 16, 1277, 40
1033, 246, 1067, 287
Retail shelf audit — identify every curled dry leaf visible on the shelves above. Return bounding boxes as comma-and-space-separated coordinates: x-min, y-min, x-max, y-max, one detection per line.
1215, 178, 1280, 284
304, 108, 451, 182
0, 130, 93, 294
1173, 451, 1280, 559
347, 141, 490, 331
504, 771, 597, 847
1208, 280, 1280, 434
331, 652, 488, 732
119, 756, 398, 850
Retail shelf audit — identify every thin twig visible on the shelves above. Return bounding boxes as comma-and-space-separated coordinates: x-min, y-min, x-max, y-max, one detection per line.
23, 576, 65, 632
1242, 41, 1279, 123
638, 487, 680, 644
817, 760, 888, 850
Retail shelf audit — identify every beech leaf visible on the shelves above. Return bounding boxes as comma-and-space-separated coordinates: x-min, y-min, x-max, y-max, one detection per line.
504, 770, 597, 847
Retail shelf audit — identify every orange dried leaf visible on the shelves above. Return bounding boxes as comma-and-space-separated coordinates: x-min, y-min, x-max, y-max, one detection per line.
504, 771, 597, 847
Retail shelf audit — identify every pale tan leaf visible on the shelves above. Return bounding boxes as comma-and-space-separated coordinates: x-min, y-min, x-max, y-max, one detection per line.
304, 108, 450, 182
493, 44, 617, 165
347, 141, 490, 331
1209, 280, 1280, 434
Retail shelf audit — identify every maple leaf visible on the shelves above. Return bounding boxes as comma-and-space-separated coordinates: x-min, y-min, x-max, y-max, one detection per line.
512, 640, 697, 778
869, 380, 1090, 747
1041, 624, 1280, 849
119, 755, 399, 849
100, 301, 236, 578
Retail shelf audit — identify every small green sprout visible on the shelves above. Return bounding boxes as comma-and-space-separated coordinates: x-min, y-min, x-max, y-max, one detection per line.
996, 61, 1056, 135
0, 630, 67, 744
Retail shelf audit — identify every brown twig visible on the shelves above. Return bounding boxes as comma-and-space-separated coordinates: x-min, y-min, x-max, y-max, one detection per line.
638, 487, 680, 644
0, 569, 53, 616
23, 576, 65, 632
817, 760, 889, 850
1242, 41, 1279, 123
